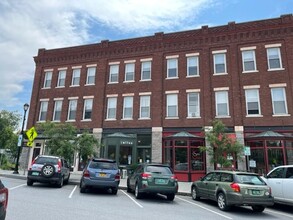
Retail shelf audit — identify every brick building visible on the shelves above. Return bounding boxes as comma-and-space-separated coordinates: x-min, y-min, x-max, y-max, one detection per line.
25, 14, 293, 181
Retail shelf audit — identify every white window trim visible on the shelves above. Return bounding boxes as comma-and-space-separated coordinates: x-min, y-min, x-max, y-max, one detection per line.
187, 92, 200, 118
140, 58, 153, 62
53, 100, 62, 121
106, 97, 117, 120
213, 52, 227, 75
215, 90, 230, 118
271, 87, 289, 116
266, 46, 284, 71
86, 67, 96, 85
122, 96, 133, 120
166, 58, 178, 79
82, 98, 93, 121
139, 95, 151, 119
66, 99, 77, 122
241, 50, 258, 73
166, 93, 178, 119
244, 89, 262, 116
124, 62, 135, 83
186, 56, 199, 77
140, 61, 152, 81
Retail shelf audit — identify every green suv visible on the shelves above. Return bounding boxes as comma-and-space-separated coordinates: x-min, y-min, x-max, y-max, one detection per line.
191, 170, 274, 212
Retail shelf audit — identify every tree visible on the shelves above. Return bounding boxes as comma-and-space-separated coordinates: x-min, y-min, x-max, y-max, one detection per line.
75, 132, 100, 162
201, 119, 243, 169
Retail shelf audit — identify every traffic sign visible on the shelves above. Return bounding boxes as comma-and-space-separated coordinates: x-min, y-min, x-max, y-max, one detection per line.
26, 127, 38, 142
244, 146, 251, 156
27, 141, 33, 147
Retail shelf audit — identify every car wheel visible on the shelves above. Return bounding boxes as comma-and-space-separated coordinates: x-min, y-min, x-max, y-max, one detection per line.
135, 183, 142, 199
80, 180, 86, 193
191, 186, 200, 201
41, 164, 55, 178
27, 179, 34, 186
252, 205, 265, 212
64, 173, 70, 185
217, 192, 230, 211
56, 176, 64, 188
167, 193, 175, 201
127, 179, 132, 193
112, 188, 118, 195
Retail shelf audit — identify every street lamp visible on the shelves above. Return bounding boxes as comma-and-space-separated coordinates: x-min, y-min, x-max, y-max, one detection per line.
13, 103, 29, 174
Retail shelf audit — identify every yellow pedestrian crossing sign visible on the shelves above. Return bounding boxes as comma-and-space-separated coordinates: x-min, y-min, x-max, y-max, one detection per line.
27, 141, 33, 147
26, 127, 38, 142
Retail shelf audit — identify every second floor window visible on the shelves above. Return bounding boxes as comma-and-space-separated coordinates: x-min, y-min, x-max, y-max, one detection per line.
242, 50, 256, 72
43, 71, 52, 88
125, 63, 135, 82
67, 99, 77, 120
107, 97, 117, 119
39, 101, 48, 121
140, 95, 150, 118
53, 100, 62, 121
141, 61, 151, 80
83, 99, 93, 120
167, 59, 178, 78
123, 96, 133, 119
86, 67, 96, 85
187, 92, 200, 117
57, 70, 66, 87
213, 53, 227, 74
187, 56, 199, 76
166, 94, 178, 117
267, 47, 282, 70
271, 87, 287, 115
71, 69, 80, 86
109, 65, 119, 83
215, 91, 229, 117
245, 89, 261, 115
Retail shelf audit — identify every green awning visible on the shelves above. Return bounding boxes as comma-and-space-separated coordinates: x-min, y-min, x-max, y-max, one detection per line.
106, 132, 134, 138
248, 131, 285, 138
165, 131, 201, 139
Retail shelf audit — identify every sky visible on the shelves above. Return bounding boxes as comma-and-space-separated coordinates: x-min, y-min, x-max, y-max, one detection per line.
0, 0, 292, 120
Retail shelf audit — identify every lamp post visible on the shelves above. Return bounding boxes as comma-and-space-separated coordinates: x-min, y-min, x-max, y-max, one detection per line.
13, 103, 29, 174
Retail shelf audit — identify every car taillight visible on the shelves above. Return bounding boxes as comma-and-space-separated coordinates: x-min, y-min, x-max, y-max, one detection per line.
83, 170, 90, 178
29, 158, 36, 171
57, 160, 62, 173
0, 187, 8, 210
230, 183, 241, 192
115, 173, 120, 181
171, 175, 178, 181
141, 173, 151, 179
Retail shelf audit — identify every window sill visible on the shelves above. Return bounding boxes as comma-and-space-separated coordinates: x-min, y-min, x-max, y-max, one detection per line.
166, 77, 179, 80
140, 79, 152, 82
186, 75, 200, 78
70, 85, 80, 87
242, 70, 259, 74
81, 119, 92, 122
108, 82, 119, 84
246, 115, 263, 117
273, 114, 291, 117
138, 118, 151, 120
187, 116, 201, 119
105, 119, 117, 121
85, 84, 95, 86
268, 68, 285, 72
41, 87, 51, 90
215, 116, 231, 118
213, 73, 228, 76
55, 86, 65, 89
123, 80, 135, 83
121, 118, 133, 120
66, 120, 76, 122
36, 121, 46, 123
165, 117, 179, 119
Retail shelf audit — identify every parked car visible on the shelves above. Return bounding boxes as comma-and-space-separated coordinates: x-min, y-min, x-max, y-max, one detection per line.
127, 163, 178, 201
27, 155, 71, 188
262, 165, 293, 206
0, 179, 8, 220
80, 158, 120, 194
191, 170, 274, 212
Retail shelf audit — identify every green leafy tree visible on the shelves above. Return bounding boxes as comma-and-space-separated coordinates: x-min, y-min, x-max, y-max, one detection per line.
75, 132, 100, 162
201, 119, 243, 169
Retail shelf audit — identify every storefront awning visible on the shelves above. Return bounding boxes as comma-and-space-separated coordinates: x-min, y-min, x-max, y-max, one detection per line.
165, 131, 202, 139
106, 132, 134, 138
247, 130, 288, 139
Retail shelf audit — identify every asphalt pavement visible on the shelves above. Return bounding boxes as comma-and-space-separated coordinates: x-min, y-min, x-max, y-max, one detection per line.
0, 169, 192, 196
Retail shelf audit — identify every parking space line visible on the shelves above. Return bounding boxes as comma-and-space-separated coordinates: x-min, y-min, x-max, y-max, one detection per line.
176, 196, 233, 220
69, 185, 77, 198
120, 190, 143, 208
9, 184, 26, 190
266, 209, 293, 219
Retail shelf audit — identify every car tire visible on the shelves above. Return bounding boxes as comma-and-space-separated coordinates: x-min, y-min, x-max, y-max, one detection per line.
191, 186, 200, 201
127, 179, 132, 193
56, 176, 64, 188
135, 183, 142, 199
80, 180, 86, 193
64, 173, 70, 185
112, 188, 118, 195
41, 164, 55, 178
252, 205, 265, 212
27, 179, 34, 186
167, 193, 175, 201
217, 192, 230, 211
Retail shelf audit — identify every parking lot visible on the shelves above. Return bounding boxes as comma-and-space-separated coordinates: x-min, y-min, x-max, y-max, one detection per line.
3, 177, 293, 220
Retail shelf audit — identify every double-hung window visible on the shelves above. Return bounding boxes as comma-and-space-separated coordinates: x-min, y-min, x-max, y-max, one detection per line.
123, 96, 133, 119
245, 88, 261, 115
215, 90, 229, 117
270, 86, 288, 115
266, 45, 283, 70
187, 92, 200, 117
53, 100, 63, 121
141, 61, 151, 80
106, 97, 117, 120
71, 68, 80, 86
109, 64, 119, 83
39, 100, 48, 121
67, 99, 77, 121
43, 71, 52, 88
213, 50, 227, 74
86, 67, 96, 85
186, 55, 199, 77
241, 48, 257, 72
166, 93, 178, 117
83, 98, 93, 120
125, 63, 135, 82
167, 57, 178, 78
57, 70, 66, 87
140, 95, 150, 119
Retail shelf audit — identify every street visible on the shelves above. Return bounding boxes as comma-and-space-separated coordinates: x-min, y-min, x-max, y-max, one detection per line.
3, 177, 293, 220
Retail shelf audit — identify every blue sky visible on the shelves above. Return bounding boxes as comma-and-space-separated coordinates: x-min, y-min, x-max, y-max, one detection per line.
0, 0, 292, 120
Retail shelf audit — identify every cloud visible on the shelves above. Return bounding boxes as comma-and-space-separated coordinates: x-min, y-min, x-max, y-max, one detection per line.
0, 0, 214, 112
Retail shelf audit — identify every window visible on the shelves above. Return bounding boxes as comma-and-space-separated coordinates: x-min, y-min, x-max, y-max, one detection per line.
123, 96, 133, 119
109, 65, 119, 83
187, 92, 200, 117
167, 94, 178, 117
167, 59, 178, 78
53, 100, 62, 121
271, 87, 288, 115
242, 50, 256, 72
267, 47, 283, 70
215, 91, 229, 116
67, 99, 77, 120
71, 69, 80, 86
39, 101, 48, 121
125, 63, 134, 82
140, 95, 150, 118
106, 97, 117, 119
245, 89, 261, 115
83, 99, 93, 120
141, 61, 151, 80
213, 53, 227, 74
57, 70, 66, 87
86, 67, 96, 85
43, 71, 52, 88
187, 56, 199, 76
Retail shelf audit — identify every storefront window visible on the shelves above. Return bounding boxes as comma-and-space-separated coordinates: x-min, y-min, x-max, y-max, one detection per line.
108, 145, 116, 160
190, 140, 202, 147
175, 148, 188, 171
266, 140, 282, 147
190, 148, 204, 171
119, 146, 132, 165
164, 147, 173, 169
165, 140, 173, 147
137, 148, 151, 163
137, 134, 151, 146
250, 149, 265, 175
249, 140, 264, 147
268, 148, 284, 170
175, 140, 187, 146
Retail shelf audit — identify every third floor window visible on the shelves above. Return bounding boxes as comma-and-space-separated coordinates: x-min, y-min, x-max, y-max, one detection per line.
109, 65, 119, 83
43, 71, 52, 88
57, 70, 66, 87
71, 69, 80, 86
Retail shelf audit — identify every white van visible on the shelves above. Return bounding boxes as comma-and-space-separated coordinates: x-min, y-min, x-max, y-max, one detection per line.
262, 165, 293, 206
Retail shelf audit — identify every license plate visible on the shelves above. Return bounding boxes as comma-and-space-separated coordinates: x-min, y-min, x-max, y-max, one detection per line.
155, 179, 167, 184
251, 190, 261, 195
98, 173, 107, 177
32, 172, 39, 176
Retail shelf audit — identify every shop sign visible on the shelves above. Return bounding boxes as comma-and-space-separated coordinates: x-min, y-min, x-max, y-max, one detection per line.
120, 140, 133, 145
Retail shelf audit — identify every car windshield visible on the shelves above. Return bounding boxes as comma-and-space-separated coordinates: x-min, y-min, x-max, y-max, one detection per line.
89, 161, 117, 170
145, 165, 172, 174
35, 157, 58, 165
236, 174, 266, 185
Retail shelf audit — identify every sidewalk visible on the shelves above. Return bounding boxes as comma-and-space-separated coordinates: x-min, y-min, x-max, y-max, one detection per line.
0, 169, 192, 196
